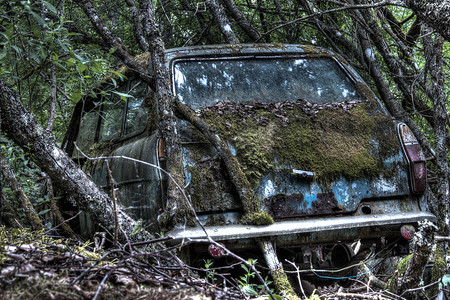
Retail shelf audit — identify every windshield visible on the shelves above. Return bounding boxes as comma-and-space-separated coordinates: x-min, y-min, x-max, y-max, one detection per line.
173, 57, 361, 109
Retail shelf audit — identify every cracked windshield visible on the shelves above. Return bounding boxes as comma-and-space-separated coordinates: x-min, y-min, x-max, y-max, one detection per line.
174, 57, 361, 109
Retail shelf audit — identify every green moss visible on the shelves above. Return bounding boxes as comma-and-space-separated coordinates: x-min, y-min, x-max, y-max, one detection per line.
184, 97, 400, 225
184, 143, 241, 213
429, 245, 446, 297
386, 254, 412, 292
271, 268, 298, 299
200, 100, 399, 186
0, 227, 102, 264
235, 125, 275, 183
241, 211, 274, 225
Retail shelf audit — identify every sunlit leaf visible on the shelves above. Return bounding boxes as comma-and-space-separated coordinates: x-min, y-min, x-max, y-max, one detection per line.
71, 91, 82, 103
131, 219, 143, 236
112, 91, 134, 101
110, 70, 127, 80
30, 11, 45, 26
42, 1, 57, 13
38, 209, 51, 215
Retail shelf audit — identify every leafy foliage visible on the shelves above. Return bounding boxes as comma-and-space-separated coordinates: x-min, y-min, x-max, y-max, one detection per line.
0, 0, 110, 141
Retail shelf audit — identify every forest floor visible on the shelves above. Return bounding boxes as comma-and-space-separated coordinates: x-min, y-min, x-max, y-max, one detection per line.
0, 227, 444, 300
0, 227, 233, 300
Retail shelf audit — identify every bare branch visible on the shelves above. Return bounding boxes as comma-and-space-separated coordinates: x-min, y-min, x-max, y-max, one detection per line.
257, 1, 404, 41
124, 0, 149, 52
207, 0, 240, 44
221, 0, 262, 42
46, 63, 57, 132
73, 0, 154, 89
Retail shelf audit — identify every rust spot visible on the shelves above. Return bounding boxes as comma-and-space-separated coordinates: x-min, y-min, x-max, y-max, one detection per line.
266, 193, 304, 219
266, 192, 344, 219
158, 138, 166, 158
313, 193, 343, 214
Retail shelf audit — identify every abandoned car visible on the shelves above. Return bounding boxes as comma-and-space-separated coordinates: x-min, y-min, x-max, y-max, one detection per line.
63, 44, 436, 284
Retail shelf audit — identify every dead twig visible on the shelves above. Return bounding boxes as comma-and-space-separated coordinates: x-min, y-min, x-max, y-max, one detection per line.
74, 143, 276, 299
105, 160, 119, 247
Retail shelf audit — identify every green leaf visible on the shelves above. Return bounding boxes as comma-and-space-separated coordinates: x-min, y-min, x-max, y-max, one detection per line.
241, 285, 258, 296
110, 70, 126, 80
91, 61, 103, 74
57, 40, 69, 52
38, 209, 51, 215
11, 45, 21, 54
71, 91, 82, 103
74, 53, 86, 63
0, 32, 9, 44
42, 1, 57, 13
131, 219, 142, 236
112, 91, 134, 101
52, 60, 66, 70
111, 78, 117, 88
30, 11, 45, 26
77, 62, 87, 73
66, 58, 76, 67
0, 51, 7, 61
241, 264, 249, 273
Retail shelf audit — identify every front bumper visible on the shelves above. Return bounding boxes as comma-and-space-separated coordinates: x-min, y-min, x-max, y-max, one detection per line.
167, 211, 436, 244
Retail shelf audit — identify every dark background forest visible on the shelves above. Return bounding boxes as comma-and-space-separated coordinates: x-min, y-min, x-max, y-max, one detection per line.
0, 0, 449, 299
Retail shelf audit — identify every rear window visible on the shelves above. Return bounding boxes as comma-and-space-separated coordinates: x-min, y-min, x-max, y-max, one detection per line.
173, 57, 361, 109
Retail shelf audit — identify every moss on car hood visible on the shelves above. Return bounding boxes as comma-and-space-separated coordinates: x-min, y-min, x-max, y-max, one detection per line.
181, 95, 402, 217
195, 98, 400, 186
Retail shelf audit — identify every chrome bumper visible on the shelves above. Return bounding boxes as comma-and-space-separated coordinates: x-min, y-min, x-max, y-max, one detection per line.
167, 212, 436, 243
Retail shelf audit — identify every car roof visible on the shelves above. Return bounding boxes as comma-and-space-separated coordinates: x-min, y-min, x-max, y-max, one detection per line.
165, 44, 335, 62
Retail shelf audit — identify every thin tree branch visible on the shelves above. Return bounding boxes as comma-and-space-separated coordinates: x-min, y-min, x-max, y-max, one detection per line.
123, 0, 149, 52
257, 1, 404, 41
0, 155, 44, 230
73, 0, 154, 89
221, 0, 262, 42
46, 63, 57, 132
207, 0, 240, 44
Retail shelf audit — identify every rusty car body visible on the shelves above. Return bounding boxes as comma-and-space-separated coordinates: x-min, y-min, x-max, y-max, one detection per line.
64, 44, 436, 284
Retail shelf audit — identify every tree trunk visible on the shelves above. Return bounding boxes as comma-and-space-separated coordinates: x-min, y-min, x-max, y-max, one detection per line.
399, 221, 435, 295
422, 28, 449, 298
405, 0, 450, 42
207, 0, 240, 44
222, 0, 262, 42
0, 155, 43, 230
46, 177, 76, 237
0, 80, 154, 243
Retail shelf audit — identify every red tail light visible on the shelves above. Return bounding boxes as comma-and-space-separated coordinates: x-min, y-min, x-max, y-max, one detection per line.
208, 243, 225, 258
400, 224, 416, 240
398, 124, 426, 193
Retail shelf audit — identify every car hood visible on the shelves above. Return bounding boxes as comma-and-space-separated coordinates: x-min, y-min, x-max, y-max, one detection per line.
180, 96, 410, 220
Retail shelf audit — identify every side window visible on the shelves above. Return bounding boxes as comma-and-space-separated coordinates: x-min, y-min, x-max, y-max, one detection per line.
124, 80, 147, 136
99, 93, 126, 142
97, 79, 148, 142
76, 107, 100, 155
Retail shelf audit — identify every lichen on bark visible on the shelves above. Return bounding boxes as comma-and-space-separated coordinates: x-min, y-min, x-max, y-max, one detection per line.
271, 267, 298, 299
